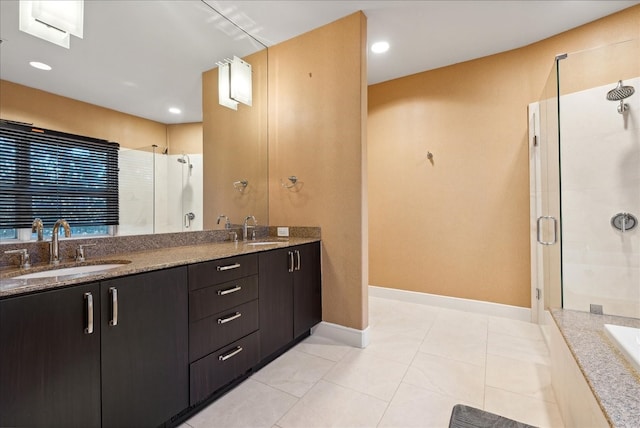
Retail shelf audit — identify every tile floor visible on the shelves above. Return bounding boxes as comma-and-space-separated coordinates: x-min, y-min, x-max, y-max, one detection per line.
181, 296, 564, 428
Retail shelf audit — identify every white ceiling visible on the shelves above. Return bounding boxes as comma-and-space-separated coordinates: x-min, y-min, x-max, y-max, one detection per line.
1, 0, 638, 124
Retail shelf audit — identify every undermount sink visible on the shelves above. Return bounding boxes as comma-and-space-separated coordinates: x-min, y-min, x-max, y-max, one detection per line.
13, 263, 127, 279
245, 241, 281, 246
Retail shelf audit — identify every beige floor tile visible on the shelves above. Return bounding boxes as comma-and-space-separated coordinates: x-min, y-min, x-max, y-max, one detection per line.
486, 354, 556, 403
420, 319, 488, 367
363, 327, 423, 364
322, 348, 408, 401
294, 334, 352, 362
487, 331, 550, 366
484, 386, 565, 428
404, 351, 485, 407
378, 382, 473, 428
252, 349, 335, 397
186, 379, 297, 428
277, 379, 387, 428
489, 316, 545, 341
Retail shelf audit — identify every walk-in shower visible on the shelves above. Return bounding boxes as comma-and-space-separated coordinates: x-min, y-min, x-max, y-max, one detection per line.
530, 38, 639, 321
118, 147, 203, 234
606, 80, 636, 113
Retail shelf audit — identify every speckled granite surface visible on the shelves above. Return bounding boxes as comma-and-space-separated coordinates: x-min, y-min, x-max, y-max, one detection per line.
0, 228, 320, 298
550, 309, 640, 427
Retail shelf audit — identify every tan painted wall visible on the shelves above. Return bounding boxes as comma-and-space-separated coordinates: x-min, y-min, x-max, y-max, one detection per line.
368, 5, 640, 308
0, 80, 166, 149
202, 50, 269, 230
268, 12, 368, 330
167, 122, 203, 155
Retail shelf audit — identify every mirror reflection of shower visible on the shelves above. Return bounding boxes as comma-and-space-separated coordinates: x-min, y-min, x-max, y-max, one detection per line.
177, 153, 193, 176
118, 147, 203, 235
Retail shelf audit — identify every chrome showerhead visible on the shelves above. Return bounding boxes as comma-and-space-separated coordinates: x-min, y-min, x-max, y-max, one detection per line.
177, 158, 187, 164
606, 80, 635, 114
606, 80, 635, 101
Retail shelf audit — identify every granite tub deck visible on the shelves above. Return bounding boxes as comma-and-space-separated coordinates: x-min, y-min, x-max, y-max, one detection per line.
550, 309, 640, 427
0, 235, 320, 298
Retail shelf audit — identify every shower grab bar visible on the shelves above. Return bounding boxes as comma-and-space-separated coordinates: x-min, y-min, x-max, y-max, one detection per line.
537, 216, 558, 246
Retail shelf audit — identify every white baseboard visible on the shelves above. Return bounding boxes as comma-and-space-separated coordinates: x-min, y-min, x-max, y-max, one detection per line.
369, 285, 531, 322
311, 321, 370, 349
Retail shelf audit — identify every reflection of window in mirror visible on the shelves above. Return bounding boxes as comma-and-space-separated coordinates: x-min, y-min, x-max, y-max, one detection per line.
0, 120, 119, 242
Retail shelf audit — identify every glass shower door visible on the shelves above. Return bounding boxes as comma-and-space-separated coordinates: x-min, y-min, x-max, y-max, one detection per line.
557, 40, 640, 319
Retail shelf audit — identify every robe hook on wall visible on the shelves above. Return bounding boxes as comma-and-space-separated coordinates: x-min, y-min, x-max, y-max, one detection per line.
233, 179, 248, 192
281, 176, 298, 189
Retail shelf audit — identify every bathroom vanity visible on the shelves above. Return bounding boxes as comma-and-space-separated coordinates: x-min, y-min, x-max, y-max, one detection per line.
0, 237, 322, 428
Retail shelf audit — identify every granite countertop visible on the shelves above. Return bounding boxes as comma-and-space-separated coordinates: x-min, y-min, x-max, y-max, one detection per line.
550, 308, 640, 427
0, 236, 320, 298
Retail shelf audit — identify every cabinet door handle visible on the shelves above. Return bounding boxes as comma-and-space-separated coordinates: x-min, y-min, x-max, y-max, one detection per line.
217, 285, 242, 296
109, 287, 118, 327
218, 312, 242, 324
295, 250, 301, 271
218, 346, 243, 361
84, 292, 93, 334
288, 251, 294, 273
216, 263, 241, 271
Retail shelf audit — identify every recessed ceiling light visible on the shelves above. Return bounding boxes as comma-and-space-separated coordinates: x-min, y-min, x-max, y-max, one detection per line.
168, 107, 181, 114
29, 61, 52, 71
371, 41, 390, 54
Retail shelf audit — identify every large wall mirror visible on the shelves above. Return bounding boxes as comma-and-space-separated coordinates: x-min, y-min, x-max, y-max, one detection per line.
0, 0, 268, 237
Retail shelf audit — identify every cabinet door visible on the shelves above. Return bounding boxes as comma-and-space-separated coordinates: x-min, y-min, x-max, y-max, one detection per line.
0, 283, 101, 428
258, 247, 294, 360
293, 242, 322, 338
101, 267, 188, 428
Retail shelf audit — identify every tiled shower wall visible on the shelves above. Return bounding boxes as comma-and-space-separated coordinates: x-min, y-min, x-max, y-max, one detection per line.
560, 77, 640, 318
119, 150, 203, 235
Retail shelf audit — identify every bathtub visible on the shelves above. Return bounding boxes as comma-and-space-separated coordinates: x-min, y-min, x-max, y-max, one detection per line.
604, 324, 640, 373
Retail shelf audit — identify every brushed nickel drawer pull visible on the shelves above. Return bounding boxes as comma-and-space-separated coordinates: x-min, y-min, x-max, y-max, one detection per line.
295, 250, 301, 271
109, 287, 118, 326
218, 285, 242, 296
218, 312, 242, 324
288, 251, 294, 273
84, 292, 93, 334
218, 346, 243, 361
217, 263, 241, 271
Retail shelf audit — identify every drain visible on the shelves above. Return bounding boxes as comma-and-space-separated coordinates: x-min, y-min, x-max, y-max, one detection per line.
611, 213, 637, 232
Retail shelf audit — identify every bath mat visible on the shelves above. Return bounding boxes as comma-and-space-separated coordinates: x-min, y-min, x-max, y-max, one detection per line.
448, 404, 537, 428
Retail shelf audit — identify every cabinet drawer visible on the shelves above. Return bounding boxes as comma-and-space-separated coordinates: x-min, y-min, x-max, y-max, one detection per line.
189, 275, 258, 322
188, 254, 258, 291
189, 331, 260, 405
189, 300, 259, 362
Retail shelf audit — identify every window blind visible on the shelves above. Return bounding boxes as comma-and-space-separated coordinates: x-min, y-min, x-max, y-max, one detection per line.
0, 120, 119, 229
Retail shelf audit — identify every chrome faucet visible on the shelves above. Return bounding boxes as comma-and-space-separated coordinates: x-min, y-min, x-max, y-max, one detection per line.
216, 214, 231, 229
32, 218, 44, 241
51, 219, 71, 265
243, 215, 257, 241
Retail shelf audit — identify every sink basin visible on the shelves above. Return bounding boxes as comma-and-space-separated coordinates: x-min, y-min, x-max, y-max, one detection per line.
246, 241, 281, 246
14, 264, 126, 279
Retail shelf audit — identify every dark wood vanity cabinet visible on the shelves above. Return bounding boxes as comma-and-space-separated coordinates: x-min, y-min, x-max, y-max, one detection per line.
101, 267, 188, 428
0, 283, 102, 428
0, 240, 321, 426
188, 254, 260, 405
259, 242, 322, 360
0, 267, 188, 428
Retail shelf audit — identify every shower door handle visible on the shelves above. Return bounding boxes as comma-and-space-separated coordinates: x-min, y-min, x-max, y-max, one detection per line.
184, 212, 195, 228
537, 216, 558, 246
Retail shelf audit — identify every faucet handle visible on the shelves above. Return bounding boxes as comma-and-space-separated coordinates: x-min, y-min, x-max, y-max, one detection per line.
76, 244, 96, 262
5, 249, 31, 269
